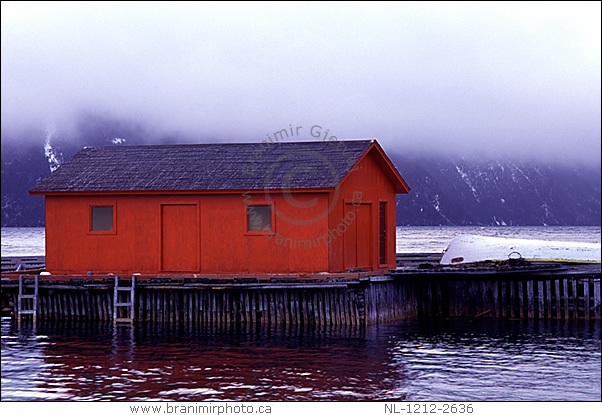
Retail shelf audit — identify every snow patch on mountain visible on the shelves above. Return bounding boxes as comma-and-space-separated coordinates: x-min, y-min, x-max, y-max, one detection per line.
108, 137, 127, 144
43, 131, 63, 172
455, 164, 479, 202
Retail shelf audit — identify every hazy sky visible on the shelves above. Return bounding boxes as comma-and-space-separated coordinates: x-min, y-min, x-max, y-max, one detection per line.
1, 1, 600, 164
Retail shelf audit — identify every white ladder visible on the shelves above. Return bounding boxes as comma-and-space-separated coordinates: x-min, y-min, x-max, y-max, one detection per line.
113, 275, 136, 325
17, 274, 39, 325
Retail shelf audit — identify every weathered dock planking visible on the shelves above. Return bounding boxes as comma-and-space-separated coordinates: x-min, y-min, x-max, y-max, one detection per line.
2, 256, 45, 273
1, 254, 600, 326
394, 253, 601, 320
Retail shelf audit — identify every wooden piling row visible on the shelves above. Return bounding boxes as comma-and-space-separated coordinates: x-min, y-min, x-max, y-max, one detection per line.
12, 288, 115, 321
8, 285, 368, 327
135, 286, 367, 328
417, 276, 601, 320
3, 273, 600, 326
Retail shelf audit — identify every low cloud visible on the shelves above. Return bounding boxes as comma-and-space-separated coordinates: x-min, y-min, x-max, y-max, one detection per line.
1, 2, 600, 165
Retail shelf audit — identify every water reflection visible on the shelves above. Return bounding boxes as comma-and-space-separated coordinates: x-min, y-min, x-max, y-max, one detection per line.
1, 318, 600, 401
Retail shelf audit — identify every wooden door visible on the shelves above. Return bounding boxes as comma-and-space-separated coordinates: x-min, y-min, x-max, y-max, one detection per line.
344, 203, 358, 270
161, 204, 200, 272
344, 203, 372, 270
356, 203, 372, 268
379, 201, 387, 265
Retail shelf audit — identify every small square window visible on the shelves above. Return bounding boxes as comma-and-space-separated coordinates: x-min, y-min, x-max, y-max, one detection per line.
247, 205, 272, 232
91, 206, 114, 231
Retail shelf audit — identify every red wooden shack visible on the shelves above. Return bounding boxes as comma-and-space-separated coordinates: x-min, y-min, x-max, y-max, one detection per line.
30, 140, 410, 275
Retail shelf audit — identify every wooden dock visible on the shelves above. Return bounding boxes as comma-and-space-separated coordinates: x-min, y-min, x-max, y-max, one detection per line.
394, 255, 601, 320
1, 254, 600, 326
1, 256, 45, 273
2, 272, 381, 327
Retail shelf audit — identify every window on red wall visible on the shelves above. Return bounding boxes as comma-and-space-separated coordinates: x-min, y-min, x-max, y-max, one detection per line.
247, 205, 272, 232
91, 206, 114, 231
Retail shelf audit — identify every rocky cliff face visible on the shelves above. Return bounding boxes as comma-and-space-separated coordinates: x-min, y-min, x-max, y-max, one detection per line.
2, 127, 600, 227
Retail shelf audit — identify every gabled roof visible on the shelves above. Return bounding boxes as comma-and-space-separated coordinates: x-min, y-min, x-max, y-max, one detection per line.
30, 140, 408, 194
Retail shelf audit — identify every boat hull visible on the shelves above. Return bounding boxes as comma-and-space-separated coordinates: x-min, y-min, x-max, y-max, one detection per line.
440, 235, 602, 265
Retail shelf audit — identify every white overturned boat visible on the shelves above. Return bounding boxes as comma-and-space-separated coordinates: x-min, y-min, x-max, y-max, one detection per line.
440, 234, 601, 265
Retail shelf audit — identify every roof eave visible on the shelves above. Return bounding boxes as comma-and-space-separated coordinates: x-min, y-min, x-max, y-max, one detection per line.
29, 187, 337, 196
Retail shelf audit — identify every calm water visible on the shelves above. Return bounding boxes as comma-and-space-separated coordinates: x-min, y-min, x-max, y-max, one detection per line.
1, 226, 601, 401
2, 226, 601, 257
395, 226, 602, 253
1, 227, 46, 257
1, 319, 600, 401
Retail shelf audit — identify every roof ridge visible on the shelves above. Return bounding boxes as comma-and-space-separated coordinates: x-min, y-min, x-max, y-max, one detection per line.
83, 139, 375, 149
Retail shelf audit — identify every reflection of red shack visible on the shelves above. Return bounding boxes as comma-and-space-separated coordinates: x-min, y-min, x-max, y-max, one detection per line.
30, 140, 409, 275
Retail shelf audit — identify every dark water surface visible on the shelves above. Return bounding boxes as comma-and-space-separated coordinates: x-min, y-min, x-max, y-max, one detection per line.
1, 318, 600, 401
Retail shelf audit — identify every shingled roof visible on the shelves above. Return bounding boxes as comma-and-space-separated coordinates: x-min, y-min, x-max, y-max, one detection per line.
30, 140, 378, 193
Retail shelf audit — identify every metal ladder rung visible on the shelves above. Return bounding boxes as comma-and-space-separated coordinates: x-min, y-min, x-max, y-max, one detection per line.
19, 294, 36, 299
116, 287, 133, 291
115, 302, 132, 307
19, 310, 35, 315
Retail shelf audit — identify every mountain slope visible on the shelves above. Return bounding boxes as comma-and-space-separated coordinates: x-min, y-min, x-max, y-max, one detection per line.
394, 156, 601, 226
